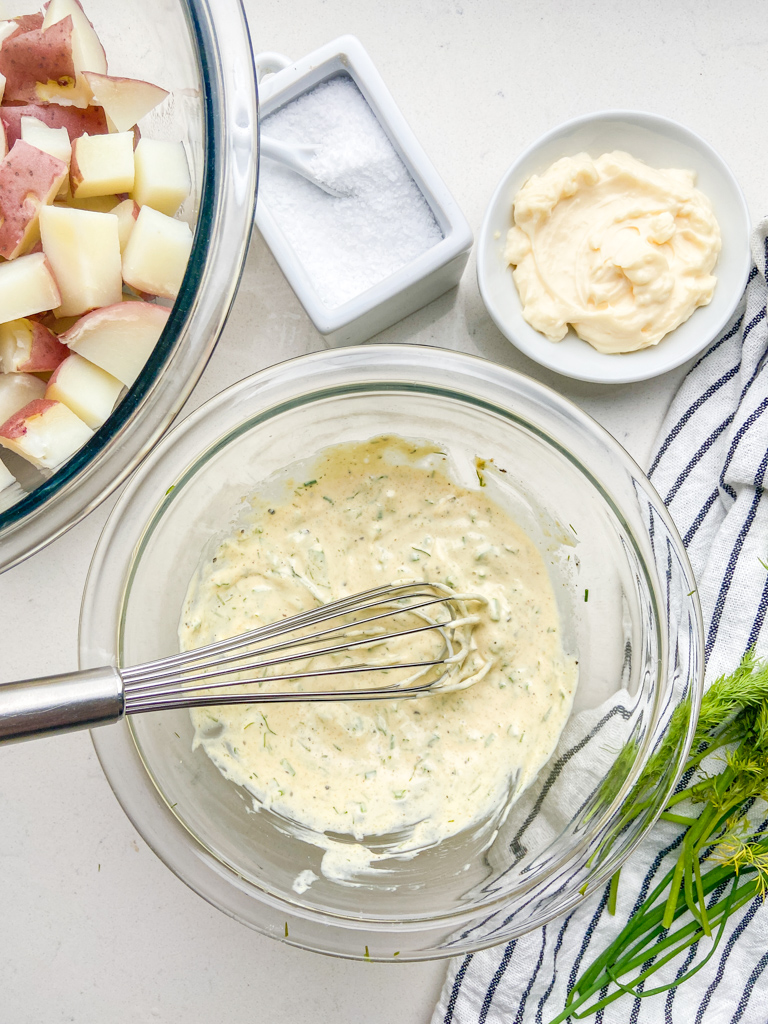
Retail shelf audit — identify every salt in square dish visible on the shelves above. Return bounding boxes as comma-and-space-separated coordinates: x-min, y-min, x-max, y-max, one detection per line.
254, 36, 473, 347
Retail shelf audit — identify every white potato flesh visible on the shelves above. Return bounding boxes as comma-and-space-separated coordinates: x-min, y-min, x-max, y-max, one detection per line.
70, 131, 134, 198
46, 351, 122, 428
39, 205, 122, 317
21, 117, 71, 164
0, 398, 93, 470
0, 252, 61, 323
83, 72, 168, 133
21, 117, 71, 197
0, 22, 18, 47
122, 205, 192, 299
110, 198, 139, 252
0, 372, 45, 427
131, 138, 190, 216
61, 301, 170, 386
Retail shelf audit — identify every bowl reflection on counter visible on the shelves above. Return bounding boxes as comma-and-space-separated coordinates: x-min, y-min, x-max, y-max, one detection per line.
83, 345, 703, 961
0, 0, 258, 573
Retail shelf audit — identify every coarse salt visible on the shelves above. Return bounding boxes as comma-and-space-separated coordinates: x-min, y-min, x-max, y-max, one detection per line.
259, 74, 444, 309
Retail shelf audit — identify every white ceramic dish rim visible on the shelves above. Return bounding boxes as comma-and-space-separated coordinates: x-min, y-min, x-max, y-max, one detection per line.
254, 35, 473, 335
477, 109, 752, 384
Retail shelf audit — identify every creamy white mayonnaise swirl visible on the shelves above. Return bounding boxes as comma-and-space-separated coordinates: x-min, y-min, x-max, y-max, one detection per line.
505, 151, 721, 354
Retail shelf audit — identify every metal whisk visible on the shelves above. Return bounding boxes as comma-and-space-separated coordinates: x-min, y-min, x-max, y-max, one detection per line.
0, 583, 491, 744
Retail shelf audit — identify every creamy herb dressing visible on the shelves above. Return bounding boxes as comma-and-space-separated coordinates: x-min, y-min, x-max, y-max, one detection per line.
180, 436, 577, 882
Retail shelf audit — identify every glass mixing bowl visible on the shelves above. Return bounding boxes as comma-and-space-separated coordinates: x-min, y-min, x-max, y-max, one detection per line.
0, 0, 258, 572
82, 345, 703, 961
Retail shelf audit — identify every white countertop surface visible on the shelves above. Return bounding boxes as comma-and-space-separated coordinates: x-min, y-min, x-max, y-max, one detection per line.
1, 1, 766, 1021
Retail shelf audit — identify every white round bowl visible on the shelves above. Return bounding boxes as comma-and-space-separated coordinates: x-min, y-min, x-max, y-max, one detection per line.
477, 110, 751, 384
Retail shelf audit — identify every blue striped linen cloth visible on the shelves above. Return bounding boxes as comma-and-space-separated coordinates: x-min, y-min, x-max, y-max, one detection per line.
432, 219, 768, 1024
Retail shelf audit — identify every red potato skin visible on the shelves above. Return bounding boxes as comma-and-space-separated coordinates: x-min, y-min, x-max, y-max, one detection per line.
8, 319, 69, 372
0, 102, 107, 147
0, 397, 56, 437
12, 14, 45, 34
0, 139, 68, 258
0, 16, 75, 104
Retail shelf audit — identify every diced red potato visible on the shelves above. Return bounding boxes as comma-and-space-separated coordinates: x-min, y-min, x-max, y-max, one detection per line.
41, 0, 105, 107
0, 15, 75, 105
70, 130, 133, 198
0, 396, 92, 469
0, 0, 191, 492
0, 370, 45, 425
82, 72, 167, 133
20, 114, 71, 196
110, 197, 138, 252
0, 251, 61, 322
122, 205, 192, 300
0, 138, 68, 258
38, 203, 122, 316
0, 102, 107, 148
45, 350, 122, 428
61, 300, 169, 386
43, 0, 106, 75
131, 138, 190, 216
21, 116, 71, 163
0, 317, 68, 372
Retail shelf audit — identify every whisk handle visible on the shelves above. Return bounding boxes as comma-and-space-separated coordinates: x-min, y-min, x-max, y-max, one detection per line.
0, 666, 124, 744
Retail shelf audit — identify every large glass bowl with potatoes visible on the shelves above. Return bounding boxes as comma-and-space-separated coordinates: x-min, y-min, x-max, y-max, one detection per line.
0, 0, 258, 571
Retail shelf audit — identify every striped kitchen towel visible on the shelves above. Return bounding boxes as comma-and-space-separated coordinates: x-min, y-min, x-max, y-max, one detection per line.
432, 218, 768, 1024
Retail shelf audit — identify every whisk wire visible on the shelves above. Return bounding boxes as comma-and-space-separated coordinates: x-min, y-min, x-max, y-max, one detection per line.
123, 585, 454, 679
124, 617, 457, 693
120, 582, 491, 713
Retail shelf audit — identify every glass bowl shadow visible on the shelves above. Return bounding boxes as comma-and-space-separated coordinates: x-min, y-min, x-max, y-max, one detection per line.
82, 345, 703, 961
0, 0, 258, 572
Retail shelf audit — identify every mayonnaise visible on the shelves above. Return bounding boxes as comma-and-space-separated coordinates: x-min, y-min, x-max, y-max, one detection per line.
505, 151, 721, 354
180, 436, 578, 883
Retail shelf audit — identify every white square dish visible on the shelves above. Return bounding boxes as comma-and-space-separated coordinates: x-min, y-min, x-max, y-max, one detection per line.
254, 37, 473, 347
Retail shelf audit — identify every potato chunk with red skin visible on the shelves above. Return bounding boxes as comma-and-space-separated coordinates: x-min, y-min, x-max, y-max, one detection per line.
0, 139, 68, 258
0, 16, 75, 105
0, 102, 107, 148
0, 396, 92, 470
0, 317, 68, 373
0, 251, 60, 321
0, 371, 45, 427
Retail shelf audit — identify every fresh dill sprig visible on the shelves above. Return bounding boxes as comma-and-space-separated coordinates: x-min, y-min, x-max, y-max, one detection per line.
548, 652, 768, 1023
